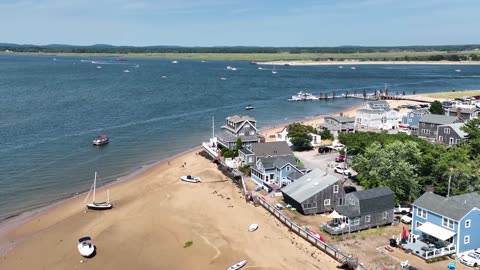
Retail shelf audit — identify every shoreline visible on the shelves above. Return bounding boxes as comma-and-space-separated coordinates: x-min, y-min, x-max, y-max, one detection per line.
258, 60, 480, 66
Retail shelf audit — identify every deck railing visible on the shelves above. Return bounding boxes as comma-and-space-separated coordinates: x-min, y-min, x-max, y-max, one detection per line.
424, 245, 456, 259
254, 196, 369, 270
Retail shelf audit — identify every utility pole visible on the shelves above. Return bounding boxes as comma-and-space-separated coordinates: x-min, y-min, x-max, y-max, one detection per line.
447, 173, 452, 198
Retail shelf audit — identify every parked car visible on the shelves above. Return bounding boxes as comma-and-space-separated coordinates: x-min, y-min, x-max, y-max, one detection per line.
460, 249, 480, 267
335, 154, 346, 162
332, 144, 345, 151
400, 212, 413, 224
334, 165, 352, 176
394, 204, 411, 214
318, 146, 333, 154
343, 186, 357, 194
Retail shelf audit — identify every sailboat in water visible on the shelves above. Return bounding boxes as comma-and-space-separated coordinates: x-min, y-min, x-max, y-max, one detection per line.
84, 172, 113, 210
272, 65, 277, 74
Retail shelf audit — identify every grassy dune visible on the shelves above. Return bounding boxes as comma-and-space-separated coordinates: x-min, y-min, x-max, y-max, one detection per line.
2, 50, 480, 61
422, 90, 480, 99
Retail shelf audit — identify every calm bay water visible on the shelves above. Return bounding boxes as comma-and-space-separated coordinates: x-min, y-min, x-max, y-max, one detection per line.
1, 54, 480, 221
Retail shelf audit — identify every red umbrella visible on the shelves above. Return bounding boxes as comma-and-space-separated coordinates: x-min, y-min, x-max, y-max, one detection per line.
401, 227, 407, 239
319, 236, 325, 243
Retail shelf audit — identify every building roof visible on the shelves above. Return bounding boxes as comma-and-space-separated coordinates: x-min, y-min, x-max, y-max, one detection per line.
238, 148, 254, 155
410, 109, 430, 115
226, 115, 256, 123
281, 168, 340, 203
447, 107, 479, 114
367, 101, 389, 106
287, 171, 304, 181
419, 114, 458, 125
413, 192, 480, 220
438, 123, 467, 138
336, 187, 395, 217
251, 141, 293, 158
217, 130, 262, 143
325, 116, 356, 123
256, 156, 297, 170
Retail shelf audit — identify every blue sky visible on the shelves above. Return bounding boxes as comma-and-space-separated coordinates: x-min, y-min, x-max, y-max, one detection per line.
2, 0, 479, 46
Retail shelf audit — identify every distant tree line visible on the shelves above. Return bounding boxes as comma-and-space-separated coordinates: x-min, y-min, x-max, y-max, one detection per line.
1, 43, 480, 55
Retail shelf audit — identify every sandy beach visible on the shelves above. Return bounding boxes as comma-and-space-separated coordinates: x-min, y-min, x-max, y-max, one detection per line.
258, 60, 480, 66
0, 149, 338, 270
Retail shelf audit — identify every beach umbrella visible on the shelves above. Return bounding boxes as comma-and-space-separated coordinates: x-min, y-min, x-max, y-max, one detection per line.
327, 210, 344, 219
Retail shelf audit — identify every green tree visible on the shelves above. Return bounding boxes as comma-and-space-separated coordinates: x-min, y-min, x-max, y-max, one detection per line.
429, 100, 445, 115
287, 123, 313, 150
352, 141, 421, 203
319, 129, 334, 140
221, 148, 235, 158
461, 118, 480, 157
235, 137, 242, 156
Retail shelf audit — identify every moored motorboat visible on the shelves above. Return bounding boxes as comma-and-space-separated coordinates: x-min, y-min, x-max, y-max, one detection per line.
78, 237, 95, 257
180, 175, 201, 183
248, 224, 258, 232
245, 105, 254, 110
92, 134, 109, 146
226, 259, 247, 270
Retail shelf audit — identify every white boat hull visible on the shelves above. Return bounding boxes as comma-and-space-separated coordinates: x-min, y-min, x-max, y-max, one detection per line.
248, 224, 258, 232
227, 259, 247, 270
180, 176, 201, 183
87, 202, 113, 210
78, 239, 95, 257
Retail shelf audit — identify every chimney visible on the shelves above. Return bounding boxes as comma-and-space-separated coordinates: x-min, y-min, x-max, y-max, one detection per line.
340, 112, 344, 116
457, 108, 462, 118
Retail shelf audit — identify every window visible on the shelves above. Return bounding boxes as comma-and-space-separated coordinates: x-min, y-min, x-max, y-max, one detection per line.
431, 123, 434, 127
277, 134, 282, 139
445, 128, 450, 134
324, 199, 331, 206
456, 139, 460, 144
442, 217, 454, 229
333, 185, 339, 193
408, 118, 412, 123
286, 166, 291, 172
338, 198, 344, 206
383, 211, 389, 219
417, 208, 427, 219
304, 202, 317, 209
422, 122, 425, 126
465, 220, 471, 228
438, 136, 443, 142
365, 215, 371, 223
464, 235, 470, 244
352, 218, 360, 226
416, 221, 423, 229
449, 138, 455, 145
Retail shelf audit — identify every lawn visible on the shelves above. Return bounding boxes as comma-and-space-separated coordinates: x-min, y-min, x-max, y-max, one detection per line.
423, 90, 480, 99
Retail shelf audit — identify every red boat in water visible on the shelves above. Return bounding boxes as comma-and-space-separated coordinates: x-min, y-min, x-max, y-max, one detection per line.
92, 134, 109, 146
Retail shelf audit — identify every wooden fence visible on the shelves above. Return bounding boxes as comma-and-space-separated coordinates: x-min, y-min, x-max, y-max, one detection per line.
255, 195, 369, 270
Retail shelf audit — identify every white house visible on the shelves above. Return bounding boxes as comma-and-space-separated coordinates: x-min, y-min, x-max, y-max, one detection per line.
276, 126, 321, 147
355, 101, 399, 130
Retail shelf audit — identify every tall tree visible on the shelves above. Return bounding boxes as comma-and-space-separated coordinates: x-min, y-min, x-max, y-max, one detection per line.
287, 123, 313, 150
461, 118, 480, 157
429, 100, 445, 115
352, 141, 421, 203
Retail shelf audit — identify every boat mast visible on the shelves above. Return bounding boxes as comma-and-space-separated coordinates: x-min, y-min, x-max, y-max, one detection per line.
107, 189, 110, 203
212, 116, 215, 139
93, 172, 97, 203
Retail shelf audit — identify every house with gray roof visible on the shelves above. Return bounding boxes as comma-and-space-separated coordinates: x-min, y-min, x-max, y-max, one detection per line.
446, 107, 480, 121
401, 109, 430, 132
318, 115, 355, 136
416, 114, 462, 141
238, 141, 293, 166
355, 101, 399, 130
410, 192, 480, 257
216, 115, 265, 150
281, 168, 345, 215
323, 187, 395, 235
436, 122, 467, 146
251, 154, 305, 192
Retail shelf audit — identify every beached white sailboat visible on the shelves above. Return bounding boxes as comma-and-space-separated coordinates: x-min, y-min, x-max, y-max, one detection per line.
227, 259, 248, 270
248, 224, 258, 232
78, 236, 95, 257
180, 175, 201, 183
272, 65, 277, 74
85, 172, 113, 210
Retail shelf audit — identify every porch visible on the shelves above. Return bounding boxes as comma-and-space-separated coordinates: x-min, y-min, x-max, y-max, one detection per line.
401, 222, 456, 259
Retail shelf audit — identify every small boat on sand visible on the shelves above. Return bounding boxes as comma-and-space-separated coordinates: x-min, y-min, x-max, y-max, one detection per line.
93, 134, 109, 146
227, 259, 247, 270
248, 224, 258, 232
85, 172, 113, 210
78, 236, 95, 257
180, 175, 201, 183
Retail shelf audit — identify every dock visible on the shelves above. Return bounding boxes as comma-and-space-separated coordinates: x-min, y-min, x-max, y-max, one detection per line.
288, 92, 434, 103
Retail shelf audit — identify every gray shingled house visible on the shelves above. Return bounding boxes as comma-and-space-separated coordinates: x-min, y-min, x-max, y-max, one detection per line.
416, 114, 462, 141
281, 168, 345, 215
446, 107, 480, 120
323, 187, 395, 235
318, 115, 355, 136
216, 115, 265, 150
436, 122, 467, 146
238, 141, 293, 166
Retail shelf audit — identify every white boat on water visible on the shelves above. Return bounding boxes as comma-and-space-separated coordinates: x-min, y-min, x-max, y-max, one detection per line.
161, 75, 167, 78
272, 65, 277, 74
258, 67, 263, 70
180, 175, 201, 183
78, 237, 95, 257
227, 259, 247, 270
171, 60, 178, 64
226, 66, 237, 71
339, 66, 343, 68
221, 77, 227, 80
455, 69, 461, 72
134, 64, 140, 68
288, 91, 319, 101
84, 172, 113, 210
245, 105, 254, 110
248, 224, 258, 232
351, 67, 356, 70
123, 69, 130, 73
97, 66, 102, 69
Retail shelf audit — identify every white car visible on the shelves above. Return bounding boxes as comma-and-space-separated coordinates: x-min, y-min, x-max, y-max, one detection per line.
332, 144, 345, 151
460, 249, 480, 267
400, 212, 412, 224
394, 205, 411, 214
334, 165, 352, 176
